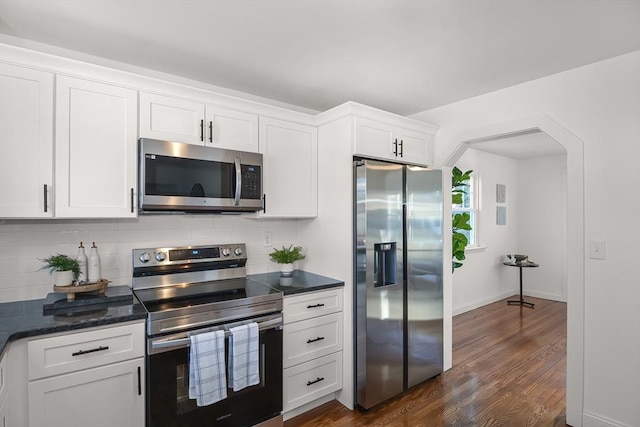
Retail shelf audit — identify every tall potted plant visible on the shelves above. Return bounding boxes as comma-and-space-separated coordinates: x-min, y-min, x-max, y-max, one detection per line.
452, 166, 473, 271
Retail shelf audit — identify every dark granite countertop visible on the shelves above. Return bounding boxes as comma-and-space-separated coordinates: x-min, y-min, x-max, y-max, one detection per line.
248, 270, 344, 296
0, 285, 147, 357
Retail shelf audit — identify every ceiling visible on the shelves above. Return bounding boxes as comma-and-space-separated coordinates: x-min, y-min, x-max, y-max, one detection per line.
470, 131, 566, 160
0, 0, 639, 117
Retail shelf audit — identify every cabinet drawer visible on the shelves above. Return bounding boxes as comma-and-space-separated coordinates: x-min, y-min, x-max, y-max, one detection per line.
28, 322, 145, 380
283, 312, 343, 368
283, 351, 342, 412
283, 288, 343, 324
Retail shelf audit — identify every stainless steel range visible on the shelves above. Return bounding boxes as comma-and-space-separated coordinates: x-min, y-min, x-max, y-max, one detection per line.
132, 243, 283, 427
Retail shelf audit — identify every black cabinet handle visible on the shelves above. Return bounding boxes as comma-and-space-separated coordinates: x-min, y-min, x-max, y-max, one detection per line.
262, 194, 266, 213
43, 184, 48, 213
399, 139, 404, 157
307, 336, 325, 344
307, 303, 325, 309
72, 345, 109, 357
209, 121, 213, 142
137, 366, 142, 395
130, 188, 134, 213
307, 377, 325, 386
392, 138, 398, 156
200, 119, 204, 141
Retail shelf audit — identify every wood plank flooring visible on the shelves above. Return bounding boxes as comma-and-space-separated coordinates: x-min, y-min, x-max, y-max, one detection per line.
284, 296, 567, 427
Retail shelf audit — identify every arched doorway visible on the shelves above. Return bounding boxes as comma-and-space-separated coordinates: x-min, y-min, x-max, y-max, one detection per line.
438, 114, 585, 425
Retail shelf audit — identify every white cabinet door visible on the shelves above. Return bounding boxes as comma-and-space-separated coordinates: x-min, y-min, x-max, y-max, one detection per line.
354, 117, 430, 166
396, 127, 429, 165
259, 118, 317, 218
205, 105, 258, 152
139, 92, 205, 145
353, 117, 396, 161
28, 358, 144, 427
0, 63, 54, 218
55, 76, 138, 218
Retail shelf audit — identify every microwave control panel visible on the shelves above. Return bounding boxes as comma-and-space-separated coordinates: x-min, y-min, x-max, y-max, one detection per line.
241, 165, 261, 199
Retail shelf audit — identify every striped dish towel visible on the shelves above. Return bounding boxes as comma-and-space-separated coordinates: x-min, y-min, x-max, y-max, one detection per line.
188, 330, 227, 406
228, 322, 260, 392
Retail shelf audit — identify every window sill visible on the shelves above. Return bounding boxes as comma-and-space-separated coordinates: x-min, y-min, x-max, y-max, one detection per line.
465, 246, 487, 254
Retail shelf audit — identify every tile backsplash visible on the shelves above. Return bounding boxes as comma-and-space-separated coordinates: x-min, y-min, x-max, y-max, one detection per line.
0, 215, 301, 303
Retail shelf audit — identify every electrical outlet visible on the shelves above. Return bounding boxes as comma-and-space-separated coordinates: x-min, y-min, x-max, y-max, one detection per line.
589, 239, 605, 260
263, 232, 272, 247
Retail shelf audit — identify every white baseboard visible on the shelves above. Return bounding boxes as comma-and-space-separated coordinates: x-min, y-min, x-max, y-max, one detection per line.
583, 410, 632, 427
524, 289, 566, 303
282, 393, 337, 421
453, 291, 514, 316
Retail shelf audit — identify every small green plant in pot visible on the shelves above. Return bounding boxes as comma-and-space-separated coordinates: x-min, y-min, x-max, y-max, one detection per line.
269, 245, 305, 276
40, 254, 81, 285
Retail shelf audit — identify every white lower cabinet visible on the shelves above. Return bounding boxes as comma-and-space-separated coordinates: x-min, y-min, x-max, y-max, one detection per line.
26, 322, 145, 427
28, 358, 144, 427
282, 288, 343, 414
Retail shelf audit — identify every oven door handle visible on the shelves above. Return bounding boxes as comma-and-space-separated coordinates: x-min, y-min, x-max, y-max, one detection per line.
150, 317, 282, 351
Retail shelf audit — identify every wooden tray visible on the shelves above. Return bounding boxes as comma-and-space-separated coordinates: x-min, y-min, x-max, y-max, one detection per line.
53, 279, 110, 302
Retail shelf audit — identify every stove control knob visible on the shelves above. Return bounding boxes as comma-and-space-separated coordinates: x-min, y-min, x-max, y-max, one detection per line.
221, 248, 231, 257
139, 252, 151, 263
155, 252, 167, 262
234, 247, 243, 256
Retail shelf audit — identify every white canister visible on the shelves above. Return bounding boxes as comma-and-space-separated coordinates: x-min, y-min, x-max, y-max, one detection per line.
88, 241, 101, 282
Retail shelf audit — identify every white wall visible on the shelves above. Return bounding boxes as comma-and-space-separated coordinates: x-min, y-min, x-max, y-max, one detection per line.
411, 51, 640, 427
453, 150, 568, 314
517, 154, 567, 302
0, 215, 303, 302
451, 148, 520, 315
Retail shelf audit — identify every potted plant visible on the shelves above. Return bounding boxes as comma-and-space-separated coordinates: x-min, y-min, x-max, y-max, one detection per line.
269, 245, 305, 276
452, 166, 473, 272
40, 254, 81, 286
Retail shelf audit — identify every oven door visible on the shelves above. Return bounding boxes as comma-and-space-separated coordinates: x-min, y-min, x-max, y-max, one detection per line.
146, 314, 282, 427
139, 138, 263, 212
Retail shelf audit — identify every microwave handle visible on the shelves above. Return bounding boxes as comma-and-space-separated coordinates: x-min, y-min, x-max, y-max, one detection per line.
234, 156, 241, 206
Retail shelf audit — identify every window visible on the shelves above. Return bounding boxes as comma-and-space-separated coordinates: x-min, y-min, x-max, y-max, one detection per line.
452, 173, 478, 247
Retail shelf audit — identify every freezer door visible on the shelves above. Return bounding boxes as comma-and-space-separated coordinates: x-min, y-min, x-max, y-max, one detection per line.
406, 168, 444, 388
354, 159, 404, 409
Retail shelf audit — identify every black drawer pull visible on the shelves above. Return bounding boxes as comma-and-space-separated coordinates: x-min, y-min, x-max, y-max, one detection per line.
307, 377, 325, 386
72, 345, 109, 357
307, 303, 325, 309
307, 336, 325, 344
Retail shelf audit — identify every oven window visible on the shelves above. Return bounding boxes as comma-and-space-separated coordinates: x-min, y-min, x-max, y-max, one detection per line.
147, 328, 282, 427
145, 155, 235, 198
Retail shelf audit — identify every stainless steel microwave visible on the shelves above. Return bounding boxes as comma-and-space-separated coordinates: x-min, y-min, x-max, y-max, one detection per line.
138, 138, 263, 213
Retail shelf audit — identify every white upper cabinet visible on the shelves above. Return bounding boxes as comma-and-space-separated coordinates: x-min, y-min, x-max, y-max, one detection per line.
205, 105, 259, 152
139, 92, 259, 152
259, 117, 317, 218
0, 63, 54, 218
354, 116, 431, 165
139, 92, 204, 144
55, 76, 138, 218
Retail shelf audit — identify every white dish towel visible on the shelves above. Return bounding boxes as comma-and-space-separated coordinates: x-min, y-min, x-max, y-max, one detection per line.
228, 322, 260, 392
188, 330, 227, 406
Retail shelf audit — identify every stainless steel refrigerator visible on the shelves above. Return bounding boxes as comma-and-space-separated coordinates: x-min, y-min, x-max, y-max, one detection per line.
354, 158, 444, 410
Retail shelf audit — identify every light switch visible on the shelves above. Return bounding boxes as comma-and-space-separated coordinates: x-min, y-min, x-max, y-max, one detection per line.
589, 240, 606, 260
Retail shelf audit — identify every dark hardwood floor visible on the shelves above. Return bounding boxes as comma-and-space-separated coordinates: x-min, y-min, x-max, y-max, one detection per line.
285, 296, 567, 426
